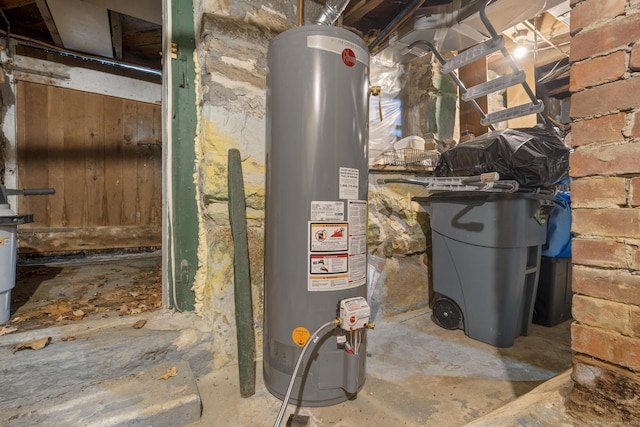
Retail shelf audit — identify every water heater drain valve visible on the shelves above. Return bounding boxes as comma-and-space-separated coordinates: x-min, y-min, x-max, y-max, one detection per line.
339, 297, 371, 331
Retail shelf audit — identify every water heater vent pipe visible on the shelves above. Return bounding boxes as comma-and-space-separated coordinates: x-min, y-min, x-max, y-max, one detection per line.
313, 0, 351, 25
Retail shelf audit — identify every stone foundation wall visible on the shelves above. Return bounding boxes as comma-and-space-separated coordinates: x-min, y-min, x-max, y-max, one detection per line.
195, 6, 282, 367
368, 176, 432, 319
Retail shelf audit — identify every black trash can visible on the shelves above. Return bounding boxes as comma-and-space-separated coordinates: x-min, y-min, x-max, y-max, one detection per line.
533, 256, 572, 326
533, 191, 573, 327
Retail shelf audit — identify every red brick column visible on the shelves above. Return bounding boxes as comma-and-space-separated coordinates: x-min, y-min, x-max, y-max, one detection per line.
568, 0, 640, 422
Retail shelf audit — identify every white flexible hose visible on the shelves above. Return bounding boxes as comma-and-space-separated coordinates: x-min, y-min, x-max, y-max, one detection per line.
273, 320, 337, 427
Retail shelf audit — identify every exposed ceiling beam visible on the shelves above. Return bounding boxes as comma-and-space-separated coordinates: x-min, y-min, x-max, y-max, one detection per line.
542, 80, 570, 98
81, 0, 161, 25
109, 10, 122, 60
344, 0, 386, 26
35, 0, 63, 47
0, 0, 32, 11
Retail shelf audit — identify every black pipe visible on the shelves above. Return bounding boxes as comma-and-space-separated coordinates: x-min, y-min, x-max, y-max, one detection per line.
7, 188, 55, 196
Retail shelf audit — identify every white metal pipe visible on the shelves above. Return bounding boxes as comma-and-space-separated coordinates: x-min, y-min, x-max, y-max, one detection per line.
313, 0, 351, 26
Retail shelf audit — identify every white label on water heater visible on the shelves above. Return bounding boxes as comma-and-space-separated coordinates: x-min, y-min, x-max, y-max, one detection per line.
347, 200, 367, 288
339, 167, 359, 200
307, 35, 369, 65
310, 201, 344, 221
347, 200, 367, 235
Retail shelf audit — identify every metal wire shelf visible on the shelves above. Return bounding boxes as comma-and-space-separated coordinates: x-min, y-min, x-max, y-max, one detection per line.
382, 148, 440, 168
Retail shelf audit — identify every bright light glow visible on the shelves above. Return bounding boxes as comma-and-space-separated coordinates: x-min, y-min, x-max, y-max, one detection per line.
513, 44, 528, 59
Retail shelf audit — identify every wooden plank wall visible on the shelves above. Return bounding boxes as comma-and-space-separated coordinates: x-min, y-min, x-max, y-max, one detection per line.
459, 57, 490, 138
16, 81, 161, 254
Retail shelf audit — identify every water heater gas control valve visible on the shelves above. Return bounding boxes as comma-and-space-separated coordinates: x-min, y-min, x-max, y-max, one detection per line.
339, 297, 370, 331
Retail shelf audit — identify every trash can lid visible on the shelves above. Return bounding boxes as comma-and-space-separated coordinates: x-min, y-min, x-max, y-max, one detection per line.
0, 204, 34, 224
415, 190, 555, 203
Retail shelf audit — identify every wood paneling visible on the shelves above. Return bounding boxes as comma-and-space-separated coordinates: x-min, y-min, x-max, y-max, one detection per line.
506, 55, 537, 128
459, 57, 490, 137
18, 226, 161, 254
16, 81, 161, 253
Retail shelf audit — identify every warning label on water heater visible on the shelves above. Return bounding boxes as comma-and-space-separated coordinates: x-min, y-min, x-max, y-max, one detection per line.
310, 223, 348, 252
308, 221, 350, 291
310, 254, 348, 274
308, 200, 367, 291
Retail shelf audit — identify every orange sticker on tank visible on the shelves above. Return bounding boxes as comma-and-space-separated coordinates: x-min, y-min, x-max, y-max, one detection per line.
292, 326, 311, 347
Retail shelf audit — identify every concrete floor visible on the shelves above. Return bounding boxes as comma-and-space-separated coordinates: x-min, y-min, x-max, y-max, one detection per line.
0, 254, 580, 426
192, 309, 576, 427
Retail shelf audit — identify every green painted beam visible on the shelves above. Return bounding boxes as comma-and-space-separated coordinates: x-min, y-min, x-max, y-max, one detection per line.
228, 148, 256, 397
168, 0, 198, 311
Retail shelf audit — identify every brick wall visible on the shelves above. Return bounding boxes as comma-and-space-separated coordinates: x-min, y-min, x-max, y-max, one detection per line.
568, 0, 640, 422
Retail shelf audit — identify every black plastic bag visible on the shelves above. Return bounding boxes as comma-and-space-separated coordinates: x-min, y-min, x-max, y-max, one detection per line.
434, 127, 570, 188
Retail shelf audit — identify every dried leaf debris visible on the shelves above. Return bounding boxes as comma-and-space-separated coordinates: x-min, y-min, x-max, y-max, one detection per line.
132, 319, 147, 329
11, 265, 161, 330
158, 366, 177, 380
12, 336, 52, 353
0, 325, 18, 336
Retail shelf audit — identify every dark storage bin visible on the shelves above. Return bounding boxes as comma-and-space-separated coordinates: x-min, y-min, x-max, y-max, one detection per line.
419, 192, 552, 348
533, 256, 572, 327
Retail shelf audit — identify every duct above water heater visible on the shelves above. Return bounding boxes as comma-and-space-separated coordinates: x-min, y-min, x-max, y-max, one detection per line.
264, 24, 370, 406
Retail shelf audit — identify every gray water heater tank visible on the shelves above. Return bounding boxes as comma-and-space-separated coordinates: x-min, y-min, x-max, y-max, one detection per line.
264, 25, 370, 406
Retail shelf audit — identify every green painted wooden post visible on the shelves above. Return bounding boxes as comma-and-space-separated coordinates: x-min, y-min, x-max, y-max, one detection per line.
228, 148, 256, 397
168, 0, 198, 311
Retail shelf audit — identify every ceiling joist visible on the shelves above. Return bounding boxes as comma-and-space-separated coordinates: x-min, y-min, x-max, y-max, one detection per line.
343, 0, 386, 26
109, 10, 122, 60
34, 0, 63, 47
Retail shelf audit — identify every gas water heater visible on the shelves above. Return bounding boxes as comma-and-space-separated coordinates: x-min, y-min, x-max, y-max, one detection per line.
264, 24, 371, 406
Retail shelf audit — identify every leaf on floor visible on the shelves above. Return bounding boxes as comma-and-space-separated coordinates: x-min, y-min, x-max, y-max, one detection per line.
14, 263, 162, 331
0, 325, 18, 336
132, 319, 147, 329
12, 336, 52, 353
61, 336, 76, 341
158, 366, 178, 380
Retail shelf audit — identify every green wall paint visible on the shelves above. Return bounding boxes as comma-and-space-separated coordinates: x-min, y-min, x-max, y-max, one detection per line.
169, 0, 198, 311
